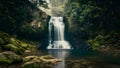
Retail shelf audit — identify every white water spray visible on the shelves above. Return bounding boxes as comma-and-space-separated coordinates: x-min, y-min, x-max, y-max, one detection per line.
38, 0, 68, 16
47, 17, 71, 49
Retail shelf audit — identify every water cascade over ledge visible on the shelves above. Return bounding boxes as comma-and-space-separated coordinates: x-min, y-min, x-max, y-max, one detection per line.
47, 17, 71, 49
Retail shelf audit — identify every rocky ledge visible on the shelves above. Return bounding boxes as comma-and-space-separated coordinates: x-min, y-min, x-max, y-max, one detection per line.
22, 55, 62, 68
0, 32, 62, 68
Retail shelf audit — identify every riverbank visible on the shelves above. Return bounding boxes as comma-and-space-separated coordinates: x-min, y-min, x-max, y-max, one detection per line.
0, 32, 61, 68
87, 33, 120, 57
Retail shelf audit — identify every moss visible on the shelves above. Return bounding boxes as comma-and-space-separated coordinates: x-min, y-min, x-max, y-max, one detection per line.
0, 51, 22, 64
21, 62, 40, 68
5, 44, 24, 54
0, 32, 30, 54
0, 38, 4, 45
92, 41, 100, 50
9, 38, 20, 46
41, 55, 55, 59
22, 56, 41, 68
0, 33, 10, 45
6, 44, 18, 49
21, 42, 28, 49
0, 53, 12, 64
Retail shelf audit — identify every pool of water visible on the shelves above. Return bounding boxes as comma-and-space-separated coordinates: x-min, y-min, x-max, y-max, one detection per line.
24, 49, 120, 68
47, 50, 120, 68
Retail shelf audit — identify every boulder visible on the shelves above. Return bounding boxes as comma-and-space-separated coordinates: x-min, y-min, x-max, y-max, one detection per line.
21, 55, 62, 68
21, 61, 41, 68
20, 42, 28, 49
0, 32, 28, 54
5, 44, 24, 54
0, 51, 22, 64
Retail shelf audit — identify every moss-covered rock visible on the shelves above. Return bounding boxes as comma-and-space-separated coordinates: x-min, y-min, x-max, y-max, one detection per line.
23, 56, 40, 62
5, 44, 24, 54
22, 62, 40, 68
21, 55, 62, 68
20, 42, 28, 49
0, 32, 30, 54
9, 38, 19, 46
0, 51, 22, 64
22, 57, 41, 68
0, 33, 10, 45
0, 38, 4, 45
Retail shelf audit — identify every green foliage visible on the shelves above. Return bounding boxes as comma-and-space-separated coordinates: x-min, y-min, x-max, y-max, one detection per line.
0, 0, 33, 33
0, 0, 49, 41
65, 0, 120, 49
87, 33, 120, 50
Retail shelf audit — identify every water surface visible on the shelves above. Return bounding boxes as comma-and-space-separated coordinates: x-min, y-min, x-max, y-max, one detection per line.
24, 49, 120, 68
47, 50, 120, 68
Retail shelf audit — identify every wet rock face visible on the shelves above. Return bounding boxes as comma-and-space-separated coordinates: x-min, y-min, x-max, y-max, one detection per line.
0, 51, 22, 64
21, 55, 62, 68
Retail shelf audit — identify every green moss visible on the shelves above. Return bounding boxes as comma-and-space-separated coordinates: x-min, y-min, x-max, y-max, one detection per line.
22, 56, 41, 68
42, 55, 55, 59
0, 54, 12, 64
92, 42, 100, 50
9, 38, 19, 46
6, 44, 18, 49
0, 51, 22, 64
87, 37, 101, 50
0, 32, 31, 55
21, 62, 40, 68
5, 44, 24, 54
0, 33, 10, 45
0, 38, 4, 45
21, 42, 28, 49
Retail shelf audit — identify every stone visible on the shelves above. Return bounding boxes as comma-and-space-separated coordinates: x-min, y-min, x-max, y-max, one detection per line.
21, 55, 62, 68
5, 44, 24, 54
0, 51, 22, 64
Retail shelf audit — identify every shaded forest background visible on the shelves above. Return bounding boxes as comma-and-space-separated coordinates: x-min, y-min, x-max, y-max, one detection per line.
0, 0, 49, 42
0, 0, 120, 50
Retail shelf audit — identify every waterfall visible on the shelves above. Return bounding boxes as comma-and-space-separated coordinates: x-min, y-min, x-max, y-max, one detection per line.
47, 17, 71, 49
37, 0, 72, 49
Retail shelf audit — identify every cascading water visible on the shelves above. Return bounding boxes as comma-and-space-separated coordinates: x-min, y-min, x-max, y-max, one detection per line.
47, 17, 71, 49
37, 0, 72, 49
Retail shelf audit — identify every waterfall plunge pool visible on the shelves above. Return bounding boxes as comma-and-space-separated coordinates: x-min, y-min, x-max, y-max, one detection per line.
44, 17, 120, 68
24, 49, 120, 68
